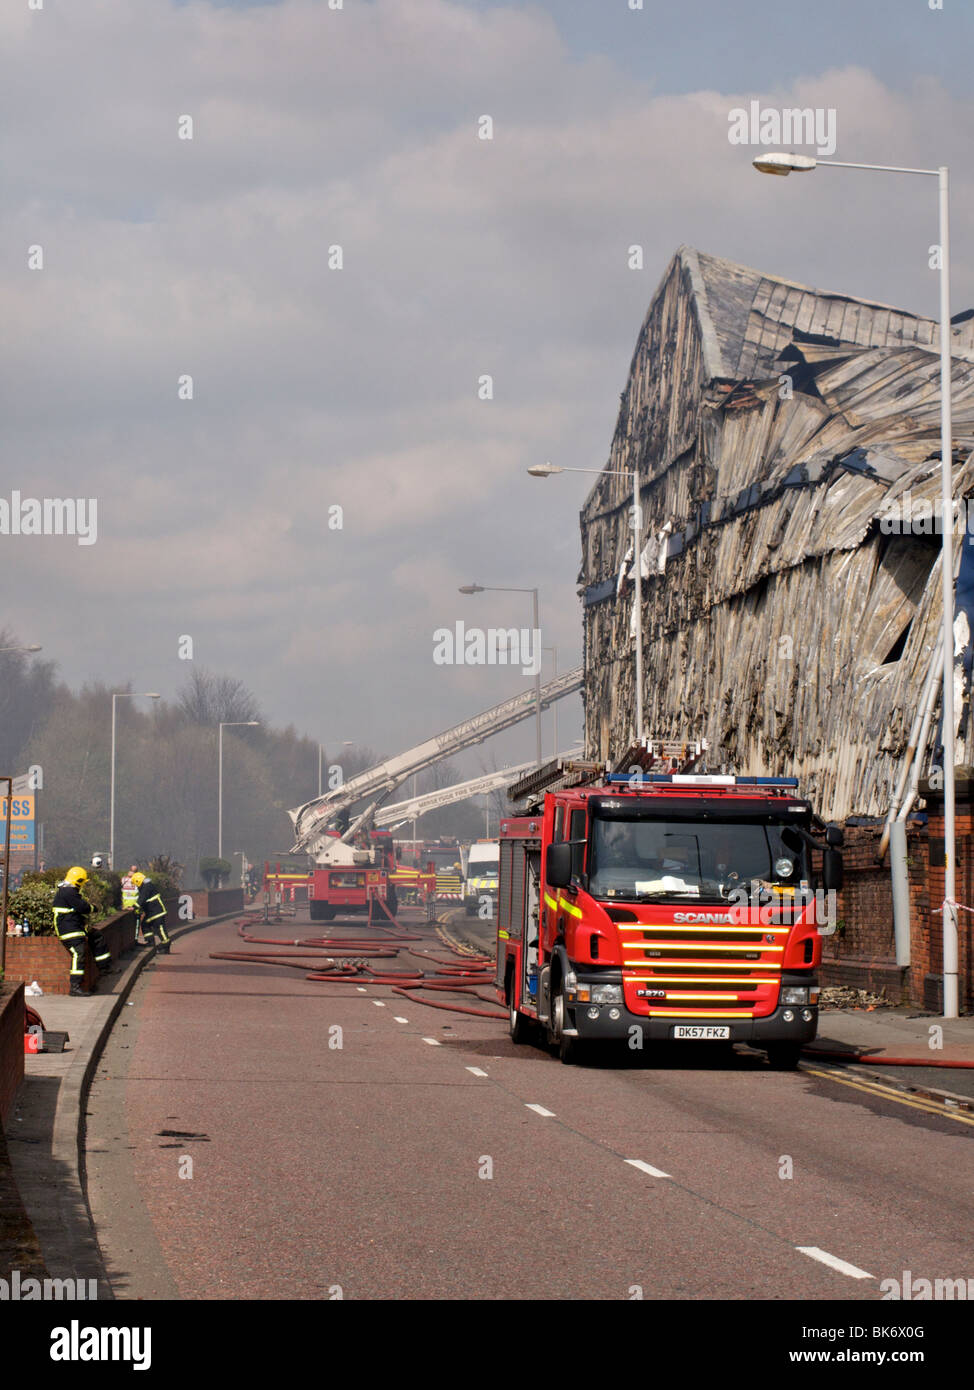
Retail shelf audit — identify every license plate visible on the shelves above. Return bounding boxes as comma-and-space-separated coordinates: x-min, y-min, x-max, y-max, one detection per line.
672, 1025, 730, 1040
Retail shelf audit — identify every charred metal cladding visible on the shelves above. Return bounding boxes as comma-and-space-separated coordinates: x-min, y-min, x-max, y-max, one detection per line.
580, 246, 974, 819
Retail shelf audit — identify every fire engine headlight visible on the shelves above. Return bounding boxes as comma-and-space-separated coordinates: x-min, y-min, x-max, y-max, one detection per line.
781, 986, 810, 1005
589, 984, 623, 1005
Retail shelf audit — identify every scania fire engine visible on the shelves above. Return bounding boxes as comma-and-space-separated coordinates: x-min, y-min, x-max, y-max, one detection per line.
496, 745, 843, 1068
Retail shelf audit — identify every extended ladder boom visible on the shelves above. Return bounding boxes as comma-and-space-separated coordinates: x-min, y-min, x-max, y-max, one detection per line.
288, 667, 583, 852
373, 761, 537, 832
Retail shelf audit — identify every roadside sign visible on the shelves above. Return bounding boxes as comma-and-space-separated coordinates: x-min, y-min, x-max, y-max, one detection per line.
1, 793, 35, 848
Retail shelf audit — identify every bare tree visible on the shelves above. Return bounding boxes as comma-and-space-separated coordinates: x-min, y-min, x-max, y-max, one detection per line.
176, 668, 262, 726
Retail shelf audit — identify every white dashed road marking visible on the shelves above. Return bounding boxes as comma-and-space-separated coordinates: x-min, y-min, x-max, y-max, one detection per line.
795, 1247, 874, 1280
525, 1104, 555, 1117
624, 1159, 671, 1179
422, 1037, 441, 1046
394, 1016, 408, 1023
466, 1067, 488, 1077
373, 1000, 386, 1007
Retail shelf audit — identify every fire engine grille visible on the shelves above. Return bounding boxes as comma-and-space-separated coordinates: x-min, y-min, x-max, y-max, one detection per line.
620, 922, 783, 1016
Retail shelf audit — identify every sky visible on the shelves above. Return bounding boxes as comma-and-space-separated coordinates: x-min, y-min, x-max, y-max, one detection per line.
2, 0, 971, 793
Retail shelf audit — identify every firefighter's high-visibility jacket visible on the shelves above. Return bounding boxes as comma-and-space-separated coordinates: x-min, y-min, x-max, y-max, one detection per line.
52, 882, 92, 939
137, 879, 169, 941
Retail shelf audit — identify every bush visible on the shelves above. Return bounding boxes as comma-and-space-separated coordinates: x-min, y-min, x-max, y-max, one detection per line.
144, 870, 178, 901
199, 857, 232, 890
8, 881, 55, 935
148, 854, 183, 890
84, 875, 116, 919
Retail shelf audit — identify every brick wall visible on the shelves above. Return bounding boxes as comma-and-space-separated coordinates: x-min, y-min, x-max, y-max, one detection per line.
3, 909, 139, 995
0, 983, 25, 1125
187, 887, 244, 918
3, 936, 72, 995
819, 811, 973, 1011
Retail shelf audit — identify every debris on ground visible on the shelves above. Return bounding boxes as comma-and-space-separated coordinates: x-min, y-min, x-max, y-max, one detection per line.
820, 985, 894, 1011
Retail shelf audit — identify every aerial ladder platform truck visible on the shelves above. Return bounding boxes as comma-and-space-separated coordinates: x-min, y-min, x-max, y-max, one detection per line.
496, 741, 844, 1068
284, 670, 582, 920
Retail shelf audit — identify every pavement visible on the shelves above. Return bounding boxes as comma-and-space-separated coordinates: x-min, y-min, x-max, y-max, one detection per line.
0, 910, 245, 1292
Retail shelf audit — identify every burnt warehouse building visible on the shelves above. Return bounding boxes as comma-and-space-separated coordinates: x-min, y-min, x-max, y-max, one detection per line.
580, 246, 974, 822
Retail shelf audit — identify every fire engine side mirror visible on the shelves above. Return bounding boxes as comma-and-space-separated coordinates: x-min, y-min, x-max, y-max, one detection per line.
546, 842, 573, 889
822, 848, 843, 893
825, 824, 844, 848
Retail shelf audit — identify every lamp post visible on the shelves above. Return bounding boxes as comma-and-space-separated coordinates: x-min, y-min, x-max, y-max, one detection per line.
111, 692, 160, 869
529, 462, 644, 745
753, 151, 957, 1019
219, 722, 260, 860
318, 740, 354, 798
544, 645, 559, 757
459, 583, 543, 766
0, 775, 12, 980
0, 644, 42, 654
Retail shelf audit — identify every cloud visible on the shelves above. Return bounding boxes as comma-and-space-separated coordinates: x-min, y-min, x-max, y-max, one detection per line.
2, 0, 970, 757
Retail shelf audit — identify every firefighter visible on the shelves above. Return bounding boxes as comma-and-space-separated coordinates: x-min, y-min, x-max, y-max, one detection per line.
52, 866, 110, 996
120, 864, 140, 939
131, 871, 170, 952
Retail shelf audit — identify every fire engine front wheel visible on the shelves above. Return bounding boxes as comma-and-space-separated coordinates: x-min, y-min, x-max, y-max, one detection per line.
509, 998, 532, 1045
549, 985, 581, 1065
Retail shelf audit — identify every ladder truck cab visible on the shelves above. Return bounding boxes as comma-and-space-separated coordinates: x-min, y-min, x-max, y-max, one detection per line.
464, 839, 500, 917
307, 828, 398, 921
496, 747, 844, 1068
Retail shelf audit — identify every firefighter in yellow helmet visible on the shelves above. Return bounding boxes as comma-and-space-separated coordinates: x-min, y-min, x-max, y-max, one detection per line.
131, 871, 170, 952
52, 866, 111, 996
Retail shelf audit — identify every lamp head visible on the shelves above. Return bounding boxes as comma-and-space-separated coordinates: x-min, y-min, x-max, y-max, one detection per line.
752, 152, 817, 176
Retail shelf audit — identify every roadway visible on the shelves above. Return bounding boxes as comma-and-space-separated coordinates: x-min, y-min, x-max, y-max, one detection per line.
84, 907, 974, 1301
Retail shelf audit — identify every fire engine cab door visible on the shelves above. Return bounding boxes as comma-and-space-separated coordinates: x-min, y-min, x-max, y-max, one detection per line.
521, 851, 541, 1007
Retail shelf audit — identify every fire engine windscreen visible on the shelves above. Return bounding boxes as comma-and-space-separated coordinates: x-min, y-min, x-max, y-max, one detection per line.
587, 813, 809, 903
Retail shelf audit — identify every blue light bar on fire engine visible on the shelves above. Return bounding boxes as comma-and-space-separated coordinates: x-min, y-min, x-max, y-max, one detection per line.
605, 774, 800, 787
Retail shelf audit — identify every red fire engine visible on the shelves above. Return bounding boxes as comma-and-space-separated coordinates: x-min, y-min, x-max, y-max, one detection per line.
306, 828, 399, 921
496, 748, 843, 1068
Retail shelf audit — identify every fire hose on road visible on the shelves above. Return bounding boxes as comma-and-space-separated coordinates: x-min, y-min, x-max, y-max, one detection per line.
209, 906, 507, 1020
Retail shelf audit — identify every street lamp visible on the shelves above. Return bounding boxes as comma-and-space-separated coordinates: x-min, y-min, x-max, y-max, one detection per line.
218, 722, 260, 860
318, 740, 354, 798
110, 692, 160, 869
459, 583, 543, 766
529, 462, 645, 745
754, 151, 958, 1019
0, 644, 42, 653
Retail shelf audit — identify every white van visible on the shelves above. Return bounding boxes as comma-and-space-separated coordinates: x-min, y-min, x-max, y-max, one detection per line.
463, 839, 499, 917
